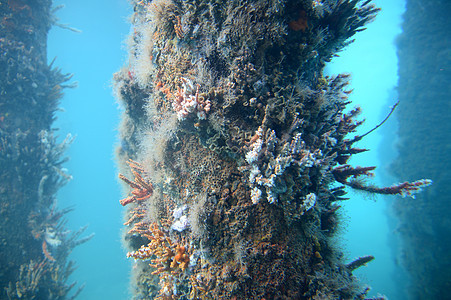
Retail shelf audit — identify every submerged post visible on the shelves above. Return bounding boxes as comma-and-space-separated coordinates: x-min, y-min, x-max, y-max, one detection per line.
0, 1, 90, 298
114, 0, 428, 298
393, 0, 451, 298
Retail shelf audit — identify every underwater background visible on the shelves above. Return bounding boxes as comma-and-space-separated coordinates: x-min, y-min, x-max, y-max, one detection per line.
44, 0, 411, 299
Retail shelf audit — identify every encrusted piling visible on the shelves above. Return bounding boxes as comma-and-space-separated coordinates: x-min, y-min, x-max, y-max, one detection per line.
114, 1, 429, 298
393, 0, 451, 298
0, 1, 91, 298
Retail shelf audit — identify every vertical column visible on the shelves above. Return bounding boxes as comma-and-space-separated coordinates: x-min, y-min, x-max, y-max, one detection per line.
114, 1, 428, 298
0, 1, 90, 298
393, 0, 451, 298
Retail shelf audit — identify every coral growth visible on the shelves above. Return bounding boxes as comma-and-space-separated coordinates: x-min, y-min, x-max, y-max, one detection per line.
332, 164, 432, 198
243, 123, 321, 204
172, 78, 211, 121
127, 223, 190, 275
119, 159, 154, 206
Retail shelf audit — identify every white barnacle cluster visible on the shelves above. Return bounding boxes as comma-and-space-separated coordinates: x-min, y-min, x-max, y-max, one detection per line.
44, 226, 62, 247
296, 148, 321, 171
172, 77, 211, 121
245, 127, 264, 164
300, 193, 316, 214
311, 0, 331, 18
244, 125, 321, 204
39, 130, 74, 160
38, 130, 74, 185
171, 205, 190, 232
245, 127, 265, 203
250, 187, 262, 205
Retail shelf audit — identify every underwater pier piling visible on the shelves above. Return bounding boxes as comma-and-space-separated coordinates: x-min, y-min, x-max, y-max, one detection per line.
393, 0, 451, 298
0, 0, 90, 298
114, 0, 431, 298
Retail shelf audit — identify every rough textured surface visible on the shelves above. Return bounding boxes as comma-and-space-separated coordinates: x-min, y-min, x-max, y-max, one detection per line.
114, 1, 385, 299
393, 0, 451, 298
0, 1, 90, 298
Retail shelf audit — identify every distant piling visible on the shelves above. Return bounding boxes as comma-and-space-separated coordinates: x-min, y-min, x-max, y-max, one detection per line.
0, 1, 90, 298
393, 0, 451, 298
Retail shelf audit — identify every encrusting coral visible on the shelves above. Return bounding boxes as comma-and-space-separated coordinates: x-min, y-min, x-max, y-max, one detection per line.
119, 160, 196, 299
171, 77, 211, 121
126, 223, 190, 275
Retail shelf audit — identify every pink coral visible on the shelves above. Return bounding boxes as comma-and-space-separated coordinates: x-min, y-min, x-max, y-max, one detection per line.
172, 78, 211, 121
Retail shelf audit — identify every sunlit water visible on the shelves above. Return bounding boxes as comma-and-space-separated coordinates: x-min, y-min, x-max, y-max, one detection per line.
326, 1, 405, 298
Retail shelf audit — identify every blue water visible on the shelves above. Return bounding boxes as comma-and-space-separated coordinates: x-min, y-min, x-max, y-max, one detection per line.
49, 0, 406, 298
49, 0, 132, 298
327, 1, 405, 298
